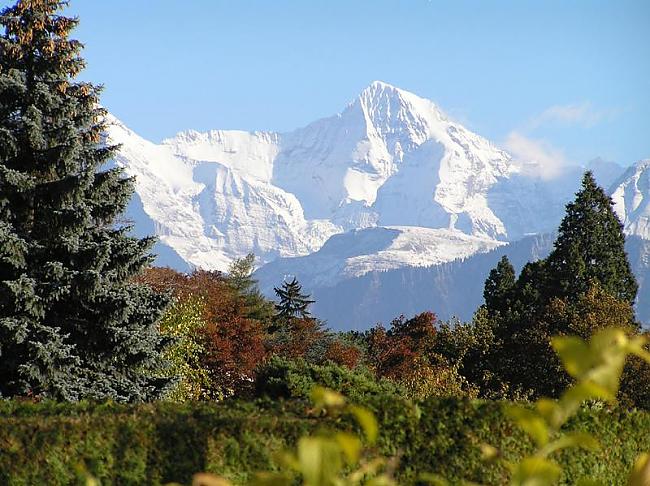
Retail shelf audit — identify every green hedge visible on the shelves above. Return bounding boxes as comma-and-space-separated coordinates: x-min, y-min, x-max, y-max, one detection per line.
0, 398, 648, 485
254, 356, 402, 402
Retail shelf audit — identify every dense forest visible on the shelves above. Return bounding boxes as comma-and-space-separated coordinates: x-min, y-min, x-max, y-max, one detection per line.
0, 1, 649, 485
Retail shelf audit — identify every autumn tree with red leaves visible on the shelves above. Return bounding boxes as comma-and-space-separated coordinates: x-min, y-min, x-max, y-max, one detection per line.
137, 267, 268, 399
365, 312, 473, 399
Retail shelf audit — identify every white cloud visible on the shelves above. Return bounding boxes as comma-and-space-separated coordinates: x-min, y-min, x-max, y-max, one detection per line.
503, 101, 620, 180
527, 102, 618, 129
504, 131, 569, 180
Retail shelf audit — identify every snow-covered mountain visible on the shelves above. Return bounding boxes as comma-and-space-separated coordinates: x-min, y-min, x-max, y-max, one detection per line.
108, 115, 340, 270
108, 81, 584, 271
611, 159, 650, 240
255, 226, 505, 290
107, 81, 648, 326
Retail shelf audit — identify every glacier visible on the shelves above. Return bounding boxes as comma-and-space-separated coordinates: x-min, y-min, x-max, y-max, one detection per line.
106, 81, 649, 326
108, 81, 593, 270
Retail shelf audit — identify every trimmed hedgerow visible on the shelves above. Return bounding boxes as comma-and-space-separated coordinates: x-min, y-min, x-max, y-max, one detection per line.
0, 398, 648, 485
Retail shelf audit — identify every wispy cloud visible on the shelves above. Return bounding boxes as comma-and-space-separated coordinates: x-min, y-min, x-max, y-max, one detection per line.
504, 131, 569, 181
526, 102, 620, 130
503, 101, 621, 180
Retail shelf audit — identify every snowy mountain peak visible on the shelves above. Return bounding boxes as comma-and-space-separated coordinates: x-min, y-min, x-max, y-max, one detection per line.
357, 80, 419, 110
353, 81, 446, 147
106, 83, 628, 273
357, 80, 439, 111
365, 79, 399, 91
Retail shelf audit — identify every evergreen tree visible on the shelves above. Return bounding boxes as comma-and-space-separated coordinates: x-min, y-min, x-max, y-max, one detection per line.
0, 0, 171, 401
510, 260, 548, 318
228, 254, 258, 295
469, 172, 640, 400
545, 171, 638, 304
273, 277, 315, 320
483, 255, 516, 317
227, 253, 274, 322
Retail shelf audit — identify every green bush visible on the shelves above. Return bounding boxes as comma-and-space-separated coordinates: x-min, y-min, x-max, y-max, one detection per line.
0, 398, 648, 485
253, 356, 402, 405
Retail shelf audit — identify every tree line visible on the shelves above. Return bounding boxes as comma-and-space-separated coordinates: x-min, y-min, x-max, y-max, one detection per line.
0, 0, 648, 409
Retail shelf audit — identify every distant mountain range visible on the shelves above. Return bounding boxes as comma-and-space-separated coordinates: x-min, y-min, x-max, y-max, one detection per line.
107, 82, 650, 327
256, 233, 649, 329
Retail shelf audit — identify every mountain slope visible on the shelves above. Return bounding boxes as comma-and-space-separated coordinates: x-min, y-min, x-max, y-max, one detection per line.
108, 81, 585, 271
262, 234, 648, 330
254, 226, 505, 290
296, 234, 556, 330
107, 116, 340, 270
611, 159, 650, 240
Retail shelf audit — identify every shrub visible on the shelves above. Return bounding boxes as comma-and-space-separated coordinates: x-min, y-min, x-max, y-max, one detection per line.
253, 356, 402, 405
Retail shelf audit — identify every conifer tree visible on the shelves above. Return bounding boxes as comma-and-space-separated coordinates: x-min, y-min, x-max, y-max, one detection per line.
545, 171, 638, 304
0, 0, 171, 400
228, 254, 258, 296
483, 255, 516, 317
273, 277, 315, 320
227, 253, 274, 322
472, 172, 640, 399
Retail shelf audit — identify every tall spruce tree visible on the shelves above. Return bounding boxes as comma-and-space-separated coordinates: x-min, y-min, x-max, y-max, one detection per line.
274, 277, 315, 320
483, 255, 516, 317
545, 171, 638, 304
472, 171, 640, 399
0, 0, 171, 401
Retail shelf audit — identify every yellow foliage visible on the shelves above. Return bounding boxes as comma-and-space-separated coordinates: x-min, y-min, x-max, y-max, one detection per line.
159, 296, 211, 401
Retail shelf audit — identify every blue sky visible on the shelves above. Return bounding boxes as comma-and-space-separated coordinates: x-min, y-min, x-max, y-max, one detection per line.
12, 0, 650, 167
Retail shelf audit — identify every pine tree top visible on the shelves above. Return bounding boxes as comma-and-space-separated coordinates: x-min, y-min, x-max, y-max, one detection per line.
547, 170, 637, 304
274, 277, 315, 320
483, 255, 516, 316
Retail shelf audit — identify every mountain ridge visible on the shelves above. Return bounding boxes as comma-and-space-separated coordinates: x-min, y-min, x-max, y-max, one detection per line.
108, 81, 629, 274
106, 82, 649, 327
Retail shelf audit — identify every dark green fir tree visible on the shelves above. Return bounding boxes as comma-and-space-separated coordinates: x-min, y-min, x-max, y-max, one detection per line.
273, 277, 315, 320
473, 171, 640, 399
483, 255, 516, 317
0, 0, 171, 401
545, 171, 638, 304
